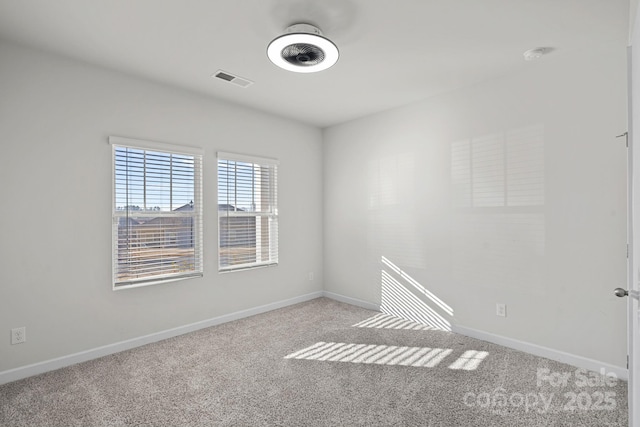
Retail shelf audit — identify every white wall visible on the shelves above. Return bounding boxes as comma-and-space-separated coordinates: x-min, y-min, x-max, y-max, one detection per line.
0, 40, 323, 372
323, 42, 628, 367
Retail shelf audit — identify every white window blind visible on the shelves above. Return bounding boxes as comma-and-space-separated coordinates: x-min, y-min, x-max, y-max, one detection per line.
110, 136, 203, 289
217, 152, 278, 272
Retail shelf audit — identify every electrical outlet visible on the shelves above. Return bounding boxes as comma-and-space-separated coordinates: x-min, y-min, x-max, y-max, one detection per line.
11, 327, 26, 345
308, 272, 314, 281
496, 303, 506, 317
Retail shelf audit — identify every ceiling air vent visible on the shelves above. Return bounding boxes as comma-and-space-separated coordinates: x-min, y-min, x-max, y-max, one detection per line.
213, 70, 254, 88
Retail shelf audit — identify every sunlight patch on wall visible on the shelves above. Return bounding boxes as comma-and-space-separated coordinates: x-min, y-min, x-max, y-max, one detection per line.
451, 125, 544, 208
380, 256, 453, 331
285, 342, 453, 368
382, 256, 452, 316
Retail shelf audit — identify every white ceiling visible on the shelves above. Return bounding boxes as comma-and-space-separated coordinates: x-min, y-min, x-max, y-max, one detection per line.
0, 0, 630, 128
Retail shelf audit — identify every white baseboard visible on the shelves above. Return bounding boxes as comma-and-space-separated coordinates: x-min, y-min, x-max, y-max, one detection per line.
318, 291, 628, 380
2, 291, 627, 385
453, 325, 628, 381
322, 291, 380, 311
0, 291, 323, 386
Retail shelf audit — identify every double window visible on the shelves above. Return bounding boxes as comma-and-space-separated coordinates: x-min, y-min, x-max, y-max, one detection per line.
111, 136, 203, 289
217, 152, 279, 272
111, 139, 277, 289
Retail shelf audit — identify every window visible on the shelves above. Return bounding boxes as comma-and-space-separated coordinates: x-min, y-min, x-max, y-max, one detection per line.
110, 136, 203, 289
217, 152, 278, 271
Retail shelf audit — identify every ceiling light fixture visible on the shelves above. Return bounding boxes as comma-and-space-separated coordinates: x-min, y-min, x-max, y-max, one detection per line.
267, 23, 339, 73
523, 47, 551, 61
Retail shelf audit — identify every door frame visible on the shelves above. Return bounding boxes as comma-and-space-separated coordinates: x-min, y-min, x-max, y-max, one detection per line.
627, 44, 639, 427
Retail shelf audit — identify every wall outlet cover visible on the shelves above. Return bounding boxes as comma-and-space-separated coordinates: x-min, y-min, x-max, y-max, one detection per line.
496, 304, 507, 317
11, 327, 26, 345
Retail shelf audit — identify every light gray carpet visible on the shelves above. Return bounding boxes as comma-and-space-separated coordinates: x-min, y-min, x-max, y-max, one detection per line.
0, 298, 628, 426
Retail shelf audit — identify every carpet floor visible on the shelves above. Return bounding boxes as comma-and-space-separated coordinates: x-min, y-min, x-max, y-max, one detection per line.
0, 297, 628, 426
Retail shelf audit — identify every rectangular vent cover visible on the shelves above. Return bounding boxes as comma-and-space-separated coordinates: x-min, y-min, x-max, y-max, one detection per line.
213, 70, 254, 88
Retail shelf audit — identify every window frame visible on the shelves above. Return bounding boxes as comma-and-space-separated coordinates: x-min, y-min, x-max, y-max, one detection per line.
217, 151, 279, 273
110, 136, 204, 290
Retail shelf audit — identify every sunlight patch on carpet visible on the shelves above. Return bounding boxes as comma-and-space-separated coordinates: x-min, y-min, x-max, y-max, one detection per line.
285, 342, 453, 368
448, 350, 489, 371
352, 313, 436, 330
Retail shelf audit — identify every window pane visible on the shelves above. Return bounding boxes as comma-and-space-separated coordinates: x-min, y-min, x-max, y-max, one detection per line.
113, 143, 202, 288
218, 155, 278, 271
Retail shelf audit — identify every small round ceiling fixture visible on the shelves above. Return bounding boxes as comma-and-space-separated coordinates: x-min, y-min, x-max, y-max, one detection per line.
523, 47, 551, 61
267, 23, 339, 73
